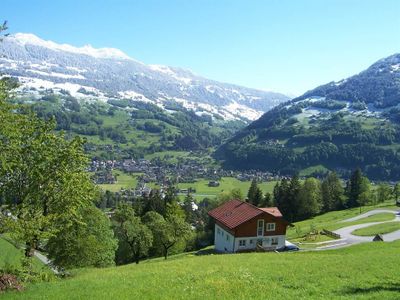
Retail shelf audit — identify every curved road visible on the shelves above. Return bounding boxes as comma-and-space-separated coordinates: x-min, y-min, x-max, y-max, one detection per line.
333, 209, 400, 245
340, 209, 399, 223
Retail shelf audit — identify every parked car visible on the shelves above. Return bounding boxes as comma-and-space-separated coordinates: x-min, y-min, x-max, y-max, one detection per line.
278, 240, 300, 252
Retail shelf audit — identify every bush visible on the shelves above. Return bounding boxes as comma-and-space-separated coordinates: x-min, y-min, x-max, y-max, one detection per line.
0, 273, 23, 292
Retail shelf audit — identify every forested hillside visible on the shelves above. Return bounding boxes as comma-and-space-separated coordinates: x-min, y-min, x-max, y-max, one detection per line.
13, 91, 244, 160
217, 53, 400, 180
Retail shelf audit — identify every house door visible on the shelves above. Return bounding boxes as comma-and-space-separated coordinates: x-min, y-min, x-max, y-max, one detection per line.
257, 219, 264, 237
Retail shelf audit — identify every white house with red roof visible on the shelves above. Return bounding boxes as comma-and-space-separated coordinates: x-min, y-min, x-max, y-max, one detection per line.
208, 199, 290, 253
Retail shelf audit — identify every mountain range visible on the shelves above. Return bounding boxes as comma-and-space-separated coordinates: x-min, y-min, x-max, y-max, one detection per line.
218, 53, 400, 180
0, 33, 289, 122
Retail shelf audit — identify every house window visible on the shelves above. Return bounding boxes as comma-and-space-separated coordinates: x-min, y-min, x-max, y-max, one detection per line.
271, 237, 278, 245
217, 228, 221, 235
249, 239, 253, 244
239, 240, 246, 247
266, 223, 276, 231
226, 235, 230, 241
257, 219, 264, 236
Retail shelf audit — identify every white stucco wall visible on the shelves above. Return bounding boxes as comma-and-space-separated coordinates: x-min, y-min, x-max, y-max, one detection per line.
214, 224, 286, 253
214, 224, 235, 252
234, 235, 286, 252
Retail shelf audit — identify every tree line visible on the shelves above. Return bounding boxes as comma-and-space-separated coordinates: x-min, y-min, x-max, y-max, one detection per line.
252, 169, 399, 223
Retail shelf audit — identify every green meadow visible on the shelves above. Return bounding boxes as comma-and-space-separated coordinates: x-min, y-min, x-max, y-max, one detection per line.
3, 241, 400, 299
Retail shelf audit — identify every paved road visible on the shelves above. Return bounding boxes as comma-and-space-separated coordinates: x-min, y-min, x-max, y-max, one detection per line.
340, 209, 399, 223
34, 251, 59, 274
332, 209, 400, 246
311, 209, 400, 250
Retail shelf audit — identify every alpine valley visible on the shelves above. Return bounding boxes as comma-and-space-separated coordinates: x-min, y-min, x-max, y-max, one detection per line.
218, 53, 400, 180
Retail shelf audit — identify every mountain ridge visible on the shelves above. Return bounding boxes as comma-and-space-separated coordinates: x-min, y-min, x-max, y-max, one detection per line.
0, 33, 290, 121
218, 52, 400, 180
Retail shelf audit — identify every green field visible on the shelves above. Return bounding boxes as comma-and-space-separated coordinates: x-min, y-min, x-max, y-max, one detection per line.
98, 171, 141, 192
100, 173, 277, 200
352, 221, 400, 236
299, 164, 329, 176
3, 241, 400, 299
174, 178, 277, 199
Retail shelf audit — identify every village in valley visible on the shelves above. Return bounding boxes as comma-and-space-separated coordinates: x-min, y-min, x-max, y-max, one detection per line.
89, 155, 283, 198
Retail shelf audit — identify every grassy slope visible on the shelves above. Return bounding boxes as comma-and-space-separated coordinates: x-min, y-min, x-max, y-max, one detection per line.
0, 237, 45, 270
352, 221, 400, 236
4, 241, 400, 299
0, 237, 25, 267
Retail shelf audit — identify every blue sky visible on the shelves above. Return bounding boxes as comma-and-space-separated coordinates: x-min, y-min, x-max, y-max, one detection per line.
2, 0, 400, 95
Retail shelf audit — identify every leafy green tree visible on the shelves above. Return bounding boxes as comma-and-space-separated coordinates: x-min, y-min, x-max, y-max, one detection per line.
321, 172, 345, 212
144, 208, 191, 260
377, 183, 392, 203
297, 178, 322, 219
393, 183, 400, 203
0, 71, 113, 267
46, 206, 117, 268
164, 185, 179, 205
183, 193, 195, 223
287, 175, 302, 221
230, 188, 244, 200
261, 192, 273, 207
346, 168, 364, 208
113, 203, 153, 264
144, 189, 165, 216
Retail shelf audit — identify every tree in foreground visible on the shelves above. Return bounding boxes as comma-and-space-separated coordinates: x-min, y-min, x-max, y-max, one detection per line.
144, 205, 191, 260
46, 206, 117, 268
0, 74, 116, 268
113, 203, 153, 264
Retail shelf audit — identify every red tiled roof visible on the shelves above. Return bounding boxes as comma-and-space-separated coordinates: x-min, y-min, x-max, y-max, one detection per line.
259, 207, 282, 218
208, 199, 284, 230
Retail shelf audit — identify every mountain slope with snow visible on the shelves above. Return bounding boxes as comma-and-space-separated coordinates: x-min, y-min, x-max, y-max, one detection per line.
217, 53, 400, 180
0, 33, 290, 121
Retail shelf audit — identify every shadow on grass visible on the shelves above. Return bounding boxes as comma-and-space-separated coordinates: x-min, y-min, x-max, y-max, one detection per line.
195, 248, 220, 256
342, 284, 400, 295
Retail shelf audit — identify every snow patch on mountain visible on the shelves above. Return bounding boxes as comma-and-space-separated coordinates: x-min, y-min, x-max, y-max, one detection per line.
0, 33, 291, 122
27, 69, 85, 79
12, 33, 132, 60
149, 64, 192, 84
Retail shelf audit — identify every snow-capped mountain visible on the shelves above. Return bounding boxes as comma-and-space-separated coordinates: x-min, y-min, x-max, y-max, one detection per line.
0, 33, 290, 121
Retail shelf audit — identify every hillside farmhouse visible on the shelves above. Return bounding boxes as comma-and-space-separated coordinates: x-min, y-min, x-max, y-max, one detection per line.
208, 199, 290, 252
